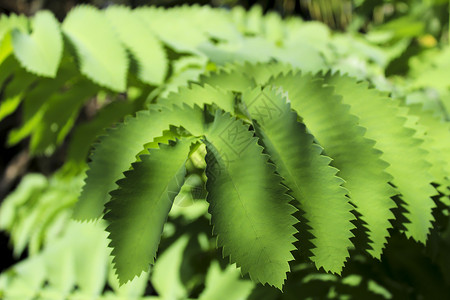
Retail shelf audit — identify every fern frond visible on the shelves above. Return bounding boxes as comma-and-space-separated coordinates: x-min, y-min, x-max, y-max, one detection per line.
270, 72, 397, 259
61, 5, 128, 91
325, 74, 437, 243
242, 86, 355, 273
204, 111, 298, 289
12, 11, 62, 77
74, 104, 204, 220
105, 137, 196, 284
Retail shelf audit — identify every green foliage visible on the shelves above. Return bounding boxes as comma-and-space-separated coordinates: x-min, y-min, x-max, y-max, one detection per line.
105, 137, 195, 284
242, 87, 354, 274
12, 11, 62, 77
204, 111, 297, 289
0, 3, 449, 299
62, 5, 128, 91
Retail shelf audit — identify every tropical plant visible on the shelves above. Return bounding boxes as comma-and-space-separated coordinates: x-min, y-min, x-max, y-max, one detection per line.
0, 3, 449, 299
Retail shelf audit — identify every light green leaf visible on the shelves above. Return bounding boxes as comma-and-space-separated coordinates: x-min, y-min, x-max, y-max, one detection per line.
404, 103, 450, 208
12, 10, 62, 77
162, 83, 235, 113
105, 6, 167, 85
152, 235, 190, 300
62, 5, 128, 91
0, 14, 28, 64
74, 104, 204, 220
199, 261, 254, 300
199, 67, 255, 92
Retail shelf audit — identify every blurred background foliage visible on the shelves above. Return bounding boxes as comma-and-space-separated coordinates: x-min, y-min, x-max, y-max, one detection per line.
0, 0, 449, 299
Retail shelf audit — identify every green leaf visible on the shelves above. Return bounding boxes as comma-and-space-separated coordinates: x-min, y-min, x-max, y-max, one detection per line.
225, 62, 287, 86
204, 111, 298, 289
134, 6, 207, 54
105, 6, 167, 85
199, 261, 254, 300
62, 5, 128, 92
74, 104, 205, 220
105, 138, 195, 284
199, 67, 256, 93
0, 14, 28, 64
152, 235, 190, 300
270, 72, 397, 259
404, 103, 450, 206
0, 55, 19, 89
242, 86, 355, 274
325, 74, 437, 243
0, 221, 112, 299
12, 10, 62, 77
29, 79, 97, 155
0, 172, 84, 256
7, 59, 79, 147
162, 83, 235, 113
64, 100, 136, 172
0, 58, 36, 122
0, 174, 48, 233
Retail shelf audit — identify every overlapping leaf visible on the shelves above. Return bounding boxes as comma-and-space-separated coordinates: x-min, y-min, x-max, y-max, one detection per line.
0, 56, 35, 122
325, 74, 437, 243
74, 104, 204, 220
242, 86, 354, 273
0, 14, 28, 64
270, 72, 397, 259
105, 138, 195, 284
105, 6, 167, 85
204, 111, 298, 289
162, 83, 235, 112
7, 61, 75, 146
